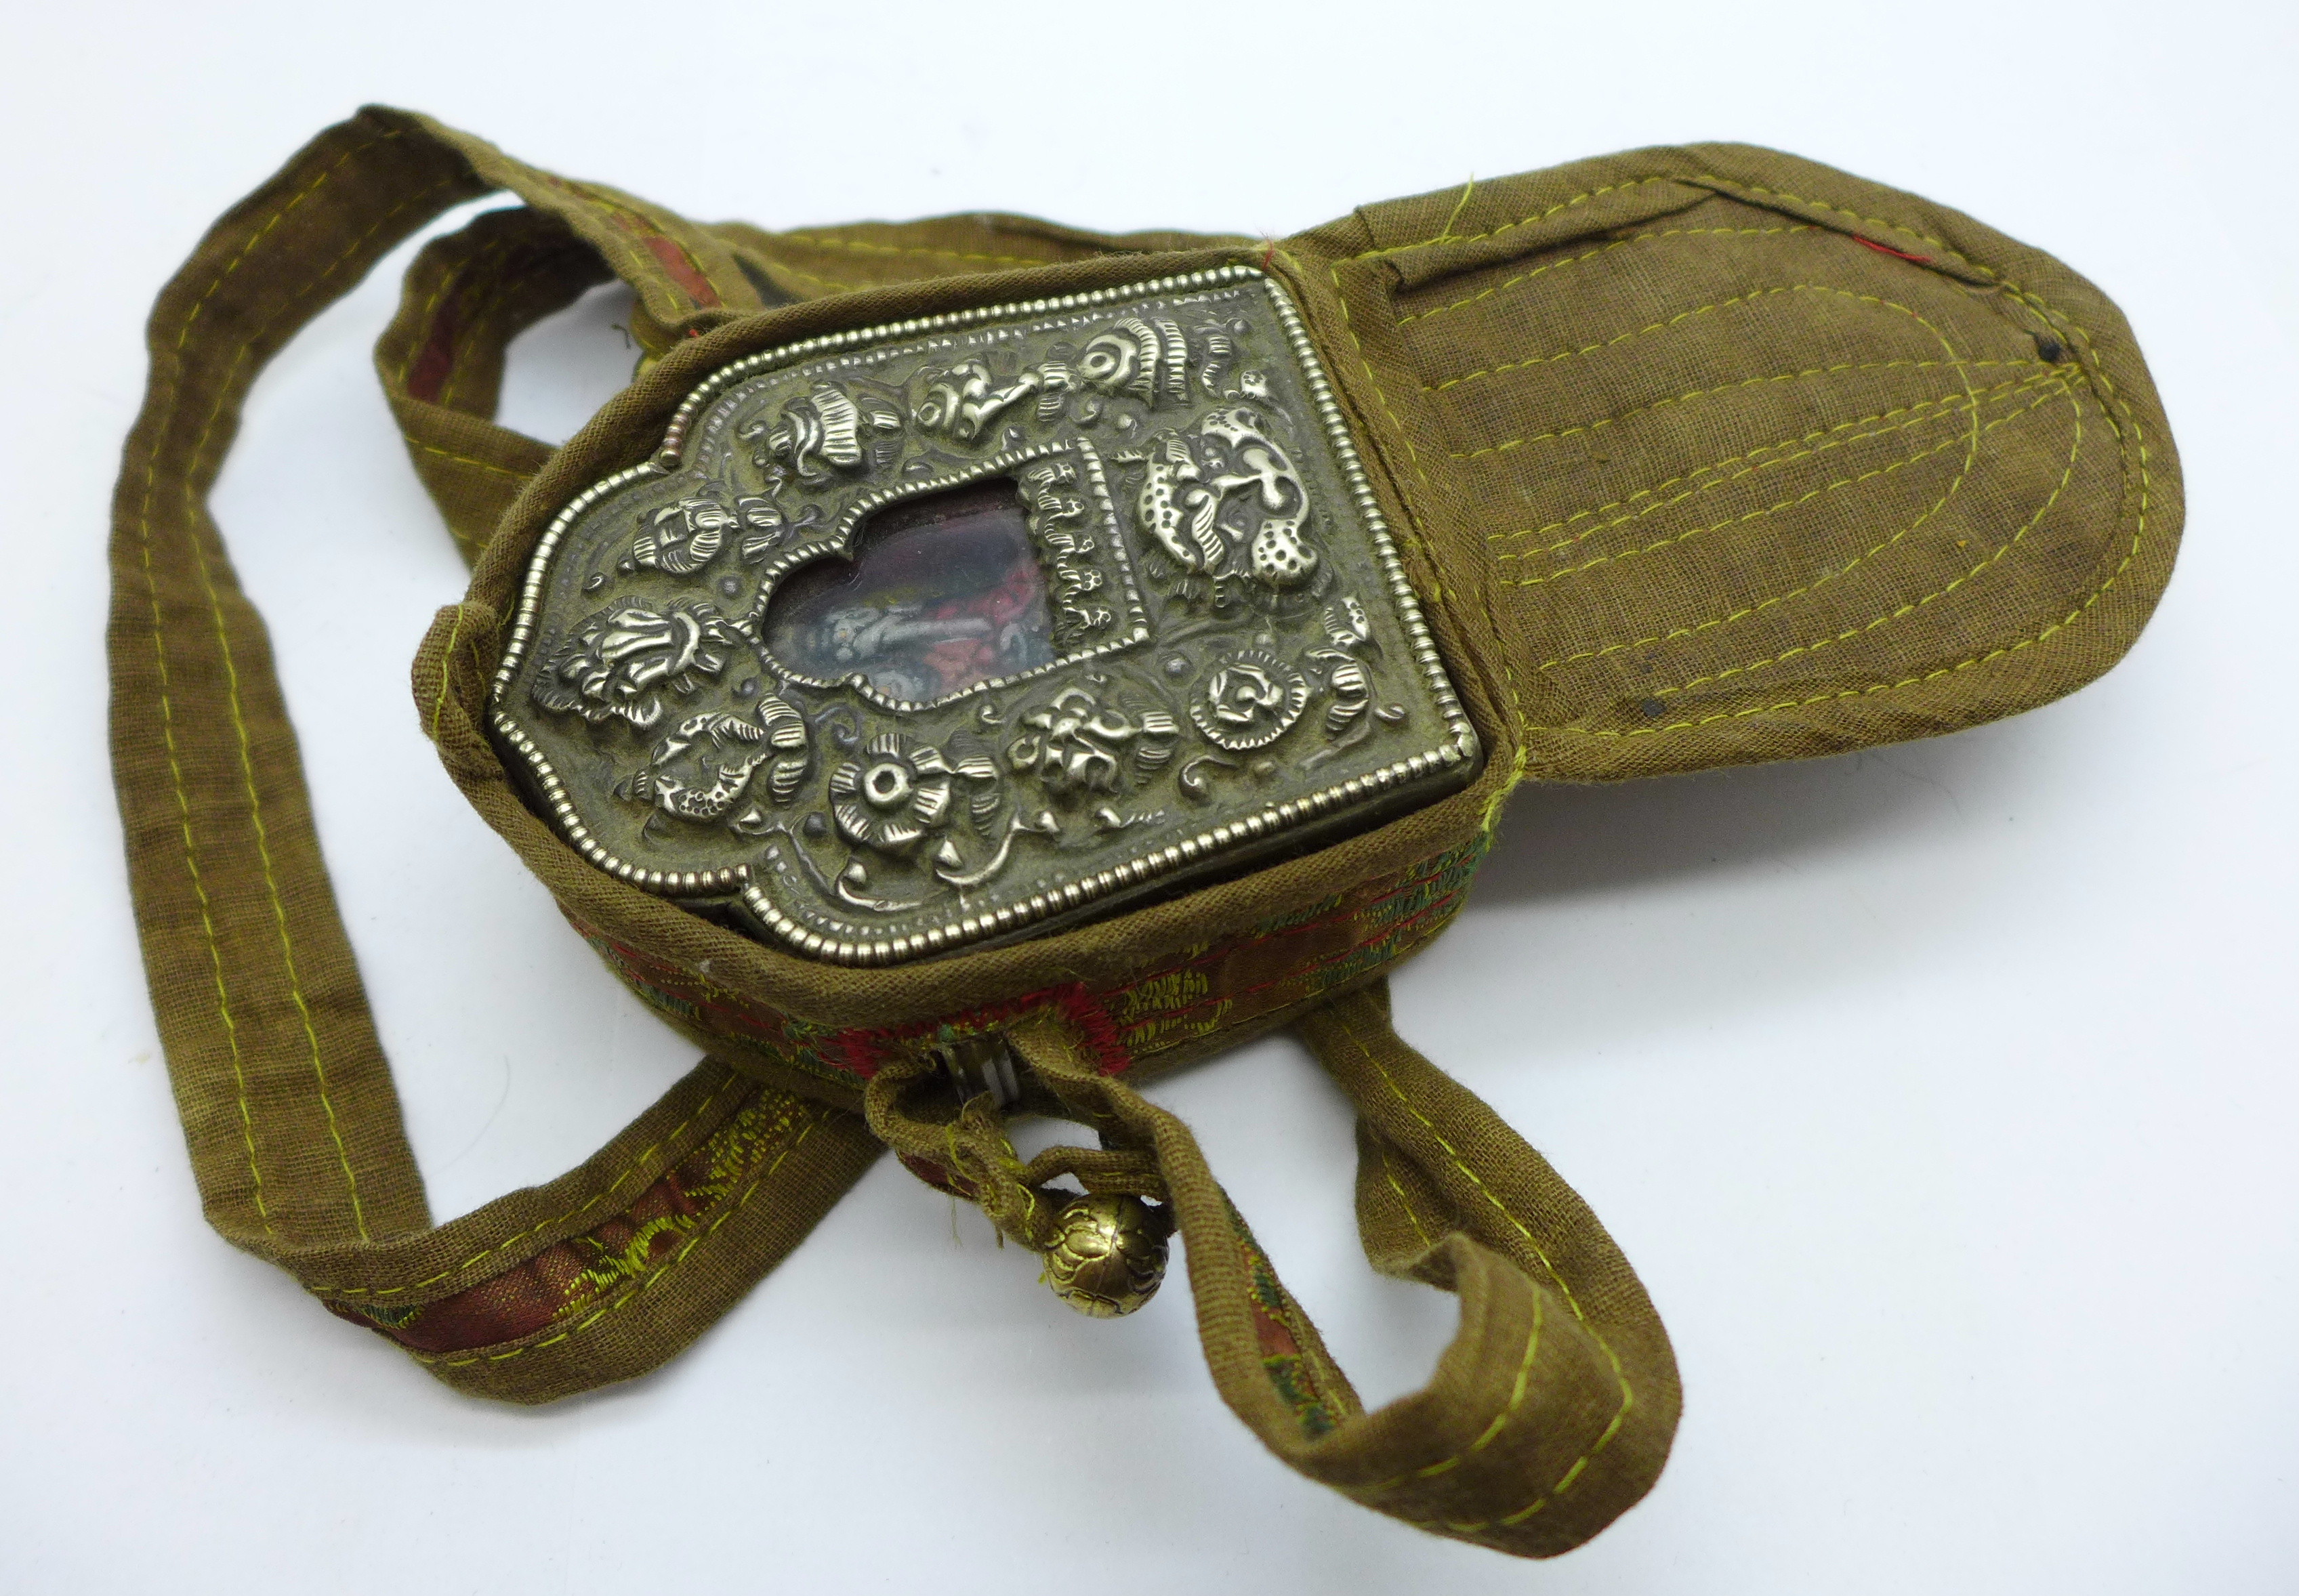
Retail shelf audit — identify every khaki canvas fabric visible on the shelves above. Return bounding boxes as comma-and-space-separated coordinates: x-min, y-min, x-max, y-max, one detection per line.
108, 107, 2178, 1558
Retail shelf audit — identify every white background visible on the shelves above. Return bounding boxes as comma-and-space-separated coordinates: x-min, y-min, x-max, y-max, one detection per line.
3, 2, 2294, 1591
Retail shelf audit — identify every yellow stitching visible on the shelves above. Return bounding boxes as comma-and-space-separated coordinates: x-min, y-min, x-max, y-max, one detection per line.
307, 1070, 751, 1297
436, 236, 604, 418
1385, 171, 2152, 745
419, 1104, 825, 1366
1319, 248, 1529, 813
1396, 225, 1811, 326
1436, 176, 1478, 243
413, 440, 531, 480
173, 165, 464, 1239
434, 233, 526, 413
1338, 1020, 1632, 1515
1501, 396, 2054, 591
1359, 1290, 1544, 1494
1377, 1141, 1437, 1252
388, 230, 535, 568
564, 180, 743, 310
1688, 174, 1977, 270
395, 226, 516, 396
1680, 173, 2157, 639
427, 606, 464, 746
1634, 385, 2085, 694
1535, 388, 2078, 676
1428, 281, 1804, 391
1490, 367, 2043, 553
1326, 261, 1435, 496
1429, 278, 1981, 394
396, 247, 466, 389
1347, 168, 1965, 272
136, 129, 411, 1238
1448, 356, 2041, 463
1349, 175, 1685, 261
1512, 257, 2157, 743
143, 574, 270, 1233
758, 257, 863, 297
1523, 367, 2136, 741
779, 230, 1050, 270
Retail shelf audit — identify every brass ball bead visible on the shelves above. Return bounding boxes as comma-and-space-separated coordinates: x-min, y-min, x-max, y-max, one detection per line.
1043, 1193, 1171, 1318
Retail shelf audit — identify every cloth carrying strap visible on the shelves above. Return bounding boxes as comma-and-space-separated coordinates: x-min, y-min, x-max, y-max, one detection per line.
109, 107, 886, 1402
111, 106, 1678, 1554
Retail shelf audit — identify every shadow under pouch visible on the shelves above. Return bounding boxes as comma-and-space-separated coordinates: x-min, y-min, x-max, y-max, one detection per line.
108, 107, 2178, 1559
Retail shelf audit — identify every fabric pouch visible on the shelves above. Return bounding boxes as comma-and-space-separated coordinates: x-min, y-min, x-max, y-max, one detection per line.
110, 107, 2179, 1558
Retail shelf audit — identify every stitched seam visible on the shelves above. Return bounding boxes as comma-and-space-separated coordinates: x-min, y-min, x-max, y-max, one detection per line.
413, 440, 531, 480
1526, 377, 2069, 644
760, 257, 863, 297
171, 156, 462, 1239
1623, 381, 2084, 693
1378, 1141, 1437, 1251
395, 227, 516, 397
1341, 1021, 1632, 1516
779, 230, 1050, 269
1494, 390, 1997, 559
1365, 1291, 1543, 1492
1489, 362, 2042, 553
1449, 356, 2042, 463
434, 247, 514, 415
134, 128, 412, 1238
411, 424, 538, 561
1314, 249, 1528, 787
428, 606, 465, 747
416, 1104, 825, 1365
396, 246, 465, 390
1628, 177, 2156, 730
1429, 282, 1798, 391
390, 230, 535, 563
1689, 175, 1973, 268
142, 558, 269, 1233
308, 1070, 751, 1298
1349, 175, 1685, 261
1428, 279, 1964, 395
1502, 401, 2039, 591
1527, 383, 2100, 736
564, 181, 737, 308
1515, 227, 2153, 738
437, 236, 600, 416
1396, 224, 1812, 325
1365, 169, 2152, 986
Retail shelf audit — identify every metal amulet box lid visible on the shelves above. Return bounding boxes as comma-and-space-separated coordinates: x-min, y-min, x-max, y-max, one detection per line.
491, 266, 1479, 965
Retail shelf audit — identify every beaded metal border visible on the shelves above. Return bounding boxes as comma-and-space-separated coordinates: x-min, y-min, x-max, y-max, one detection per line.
491, 264, 1478, 963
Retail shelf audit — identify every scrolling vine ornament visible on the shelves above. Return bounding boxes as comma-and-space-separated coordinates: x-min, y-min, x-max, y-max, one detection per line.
493, 267, 1478, 964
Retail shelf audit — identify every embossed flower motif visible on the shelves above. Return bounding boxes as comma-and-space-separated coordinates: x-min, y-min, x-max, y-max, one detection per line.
635, 495, 785, 574
634, 497, 734, 574
749, 381, 902, 483
1006, 686, 1180, 795
829, 734, 997, 856
733, 497, 787, 563
1189, 650, 1309, 751
533, 599, 743, 730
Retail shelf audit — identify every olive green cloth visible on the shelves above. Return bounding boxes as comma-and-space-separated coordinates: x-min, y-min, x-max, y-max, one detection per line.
109, 107, 2177, 1559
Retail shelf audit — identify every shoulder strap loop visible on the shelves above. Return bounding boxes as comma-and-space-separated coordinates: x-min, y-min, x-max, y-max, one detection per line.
372, 201, 1247, 555
917, 982, 1679, 1559
108, 106, 868, 1404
